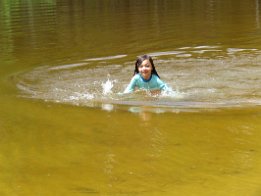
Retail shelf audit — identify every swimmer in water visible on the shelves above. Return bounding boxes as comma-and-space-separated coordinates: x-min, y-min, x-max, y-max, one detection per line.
124, 54, 171, 94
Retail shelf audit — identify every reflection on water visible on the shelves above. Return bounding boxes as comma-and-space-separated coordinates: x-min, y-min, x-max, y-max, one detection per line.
2, 103, 260, 195
2, 0, 261, 65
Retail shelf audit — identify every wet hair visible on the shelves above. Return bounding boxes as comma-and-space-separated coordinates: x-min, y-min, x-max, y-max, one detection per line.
134, 54, 160, 78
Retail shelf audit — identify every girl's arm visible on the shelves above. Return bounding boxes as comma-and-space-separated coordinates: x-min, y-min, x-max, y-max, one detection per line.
157, 77, 171, 91
123, 76, 137, 93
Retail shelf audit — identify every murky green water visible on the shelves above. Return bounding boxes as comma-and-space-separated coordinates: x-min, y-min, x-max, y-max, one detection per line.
1, 0, 261, 195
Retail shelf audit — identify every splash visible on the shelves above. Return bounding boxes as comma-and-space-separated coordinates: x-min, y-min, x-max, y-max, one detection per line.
102, 76, 114, 95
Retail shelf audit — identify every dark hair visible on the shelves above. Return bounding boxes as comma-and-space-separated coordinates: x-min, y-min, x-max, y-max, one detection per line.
133, 55, 160, 78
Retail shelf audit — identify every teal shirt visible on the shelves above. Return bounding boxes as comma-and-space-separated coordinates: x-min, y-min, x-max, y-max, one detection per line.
124, 74, 170, 93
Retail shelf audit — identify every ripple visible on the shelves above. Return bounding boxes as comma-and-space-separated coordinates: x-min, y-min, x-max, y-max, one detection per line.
13, 49, 261, 113
49, 63, 88, 70
148, 51, 184, 57
84, 54, 127, 61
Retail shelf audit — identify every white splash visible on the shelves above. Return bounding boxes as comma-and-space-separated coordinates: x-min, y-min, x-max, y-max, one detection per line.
102, 78, 114, 95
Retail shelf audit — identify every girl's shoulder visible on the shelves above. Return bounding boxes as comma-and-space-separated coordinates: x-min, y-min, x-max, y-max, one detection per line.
132, 73, 142, 80
151, 74, 159, 78
151, 74, 160, 81
133, 74, 140, 78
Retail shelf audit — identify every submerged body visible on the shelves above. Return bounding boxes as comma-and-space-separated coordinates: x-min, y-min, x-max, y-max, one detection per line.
124, 73, 170, 93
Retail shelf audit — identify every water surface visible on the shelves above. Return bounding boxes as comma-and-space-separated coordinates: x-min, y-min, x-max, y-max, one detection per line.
1, 0, 261, 195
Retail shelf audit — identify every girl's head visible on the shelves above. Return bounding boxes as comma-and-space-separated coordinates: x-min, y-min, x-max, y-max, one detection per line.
134, 54, 160, 79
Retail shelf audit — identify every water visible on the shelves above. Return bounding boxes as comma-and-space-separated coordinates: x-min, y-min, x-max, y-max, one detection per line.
15, 46, 261, 112
1, 0, 261, 195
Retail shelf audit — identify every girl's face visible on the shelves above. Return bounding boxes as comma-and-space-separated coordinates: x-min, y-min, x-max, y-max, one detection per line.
138, 59, 152, 80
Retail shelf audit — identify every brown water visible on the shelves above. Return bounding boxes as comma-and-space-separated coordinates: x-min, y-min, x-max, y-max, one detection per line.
1, 0, 261, 195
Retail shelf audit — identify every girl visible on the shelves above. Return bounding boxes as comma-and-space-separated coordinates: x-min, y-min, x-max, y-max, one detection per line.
124, 54, 170, 94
